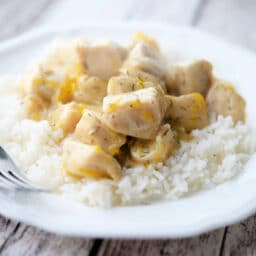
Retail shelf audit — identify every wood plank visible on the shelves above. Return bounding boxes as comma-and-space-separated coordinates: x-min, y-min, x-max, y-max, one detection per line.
0, 218, 94, 256
38, 0, 201, 26
0, 0, 52, 40
124, 0, 201, 24
222, 216, 256, 256
197, 0, 256, 51
97, 230, 224, 256
0, 217, 20, 249
38, 0, 135, 26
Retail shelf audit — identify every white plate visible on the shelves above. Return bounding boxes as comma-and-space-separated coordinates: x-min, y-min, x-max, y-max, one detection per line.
0, 22, 256, 238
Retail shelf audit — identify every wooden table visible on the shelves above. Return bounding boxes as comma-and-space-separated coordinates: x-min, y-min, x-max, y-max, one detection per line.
0, 0, 255, 255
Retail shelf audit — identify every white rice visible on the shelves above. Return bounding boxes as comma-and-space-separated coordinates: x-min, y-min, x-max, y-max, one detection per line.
0, 77, 255, 208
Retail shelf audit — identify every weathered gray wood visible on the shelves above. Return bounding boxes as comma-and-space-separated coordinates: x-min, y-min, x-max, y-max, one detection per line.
124, 0, 201, 24
0, 218, 20, 249
222, 217, 256, 256
97, 230, 224, 256
38, 0, 135, 25
38, 0, 201, 26
0, 218, 94, 256
197, 0, 256, 51
0, 0, 52, 40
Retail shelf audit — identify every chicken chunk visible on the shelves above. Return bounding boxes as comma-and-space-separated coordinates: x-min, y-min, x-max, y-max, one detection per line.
21, 64, 82, 106
20, 66, 61, 102
130, 124, 176, 163
73, 76, 107, 105
102, 87, 166, 139
121, 68, 166, 89
165, 93, 208, 131
123, 39, 167, 79
49, 102, 84, 135
75, 110, 126, 155
62, 140, 122, 181
107, 76, 162, 95
206, 81, 246, 122
167, 60, 213, 96
76, 41, 125, 80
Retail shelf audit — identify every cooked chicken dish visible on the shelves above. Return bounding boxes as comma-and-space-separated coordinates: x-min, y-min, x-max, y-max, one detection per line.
19, 32, 246, 183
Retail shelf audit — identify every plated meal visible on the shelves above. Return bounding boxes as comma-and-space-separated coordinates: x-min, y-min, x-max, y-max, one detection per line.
0, 32, 254, 207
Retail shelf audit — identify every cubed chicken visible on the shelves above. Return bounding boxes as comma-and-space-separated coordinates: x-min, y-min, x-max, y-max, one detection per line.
130, 124, 176, 163
165, 93, 208, 131
62, 140, 122, 181
206, 81, 246, 122
23, 94, 47, 121
40, 42, 84, 77
49, 102, 84, 135
73, 76, 107, 105
76, 40, 125, 80
132, 32, 160, 49
121, 68, 166, 89
20, 66, 65, 103
102, 87, 166, 139
167, 60, 213, 96
123, 38, 167, 79
75, 110, 126, 155
22, 66, 81, 105
107, 76, 159, 95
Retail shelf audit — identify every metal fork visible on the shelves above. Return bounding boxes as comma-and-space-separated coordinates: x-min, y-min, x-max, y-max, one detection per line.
0, 146, 47, 192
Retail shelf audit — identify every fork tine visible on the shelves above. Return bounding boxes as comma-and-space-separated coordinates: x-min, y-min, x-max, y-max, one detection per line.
2, 171, 33, 189
0, 172, 18, 189
8, 170, 35, 186
0, 147, 18, 170
0, 172, 46, 192
7, 171, 46, 191
0, 146, 47, 192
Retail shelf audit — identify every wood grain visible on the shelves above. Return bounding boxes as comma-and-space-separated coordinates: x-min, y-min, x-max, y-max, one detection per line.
0, 217, 94, 256
38, 0, 135, 24
197, 0, 256, 51
0, 0, 52, 40
97, 230, 224, 256
38, 0, 201, 25
0, 218, 20, 249
222, 216, 256, 255
124, 0, 201, 24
